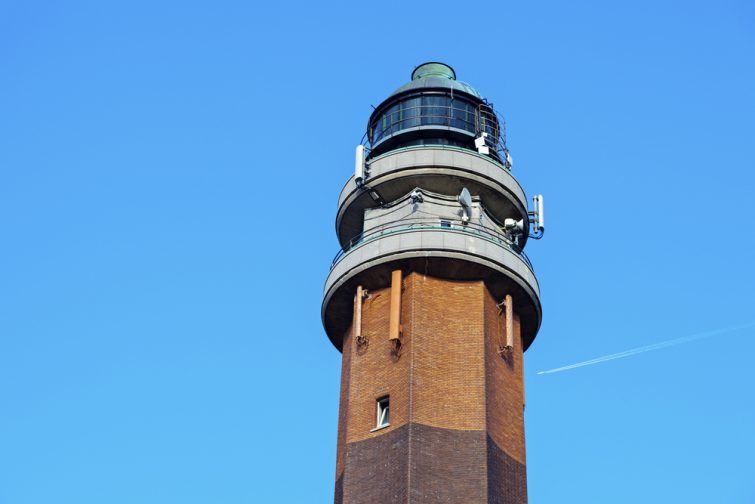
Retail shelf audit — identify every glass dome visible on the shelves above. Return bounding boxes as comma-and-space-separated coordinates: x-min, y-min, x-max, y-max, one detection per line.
366, 62, 504, 163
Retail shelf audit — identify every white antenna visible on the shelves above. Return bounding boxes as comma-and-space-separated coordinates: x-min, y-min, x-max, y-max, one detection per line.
529, 194, 545, 239
537, 194, 544, 231
354, 145, 366, 187
474, 133, 490, 155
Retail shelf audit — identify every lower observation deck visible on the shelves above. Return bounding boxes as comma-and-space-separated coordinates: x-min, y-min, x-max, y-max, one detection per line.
322, 220, 541, 353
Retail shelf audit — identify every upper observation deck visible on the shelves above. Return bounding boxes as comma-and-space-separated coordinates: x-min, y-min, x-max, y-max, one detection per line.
366, 62, 508, 163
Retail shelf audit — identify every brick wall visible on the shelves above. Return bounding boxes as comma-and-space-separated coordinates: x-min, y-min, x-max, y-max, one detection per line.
334, 272, 527, 503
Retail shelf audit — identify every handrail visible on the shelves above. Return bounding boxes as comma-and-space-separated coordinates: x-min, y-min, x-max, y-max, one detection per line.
331, 218, 533, 272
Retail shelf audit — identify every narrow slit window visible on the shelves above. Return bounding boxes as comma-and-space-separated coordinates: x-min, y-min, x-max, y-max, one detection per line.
376, 396, 390, 429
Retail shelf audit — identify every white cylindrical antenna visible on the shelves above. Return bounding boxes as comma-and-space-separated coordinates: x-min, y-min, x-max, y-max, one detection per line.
537, 194, 544, 231
354, 145, 365, 186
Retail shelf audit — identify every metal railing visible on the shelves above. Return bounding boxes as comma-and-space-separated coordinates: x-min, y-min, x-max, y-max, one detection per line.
331, 217, 533, 271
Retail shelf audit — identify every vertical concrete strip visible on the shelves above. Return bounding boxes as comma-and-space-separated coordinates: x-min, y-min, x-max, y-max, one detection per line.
355, 285, 363, 343
505, 294, 514, 350
389, 270, 402, 341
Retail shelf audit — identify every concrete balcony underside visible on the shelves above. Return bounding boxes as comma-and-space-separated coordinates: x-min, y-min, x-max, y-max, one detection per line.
336, 146, 530, 248
322, 228, 542, 352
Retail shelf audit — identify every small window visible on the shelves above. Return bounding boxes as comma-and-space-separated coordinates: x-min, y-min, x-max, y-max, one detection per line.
440, 220, 451, 228
376, 396, 390, 429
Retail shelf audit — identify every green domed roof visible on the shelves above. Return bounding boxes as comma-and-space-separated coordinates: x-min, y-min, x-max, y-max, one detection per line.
387, 62, 484, 100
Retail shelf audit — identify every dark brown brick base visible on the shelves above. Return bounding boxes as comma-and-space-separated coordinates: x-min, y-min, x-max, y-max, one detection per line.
487, 435, 528, 504
339, 423, 526, 503
343, 424, 409, 503
334, 476, 343, 504
407, 423, 487, 503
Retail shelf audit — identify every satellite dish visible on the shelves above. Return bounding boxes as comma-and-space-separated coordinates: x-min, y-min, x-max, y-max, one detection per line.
458, 187, 472, 223
459, 187, 472, 208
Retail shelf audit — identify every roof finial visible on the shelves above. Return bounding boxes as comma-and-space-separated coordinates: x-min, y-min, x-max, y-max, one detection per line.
411, 62, 456, 81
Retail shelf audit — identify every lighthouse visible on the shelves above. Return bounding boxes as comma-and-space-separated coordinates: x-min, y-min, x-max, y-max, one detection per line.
322, 62, 544, 503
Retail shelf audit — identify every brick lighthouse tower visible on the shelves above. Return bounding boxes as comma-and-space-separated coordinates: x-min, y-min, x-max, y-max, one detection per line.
322, 62, 544, 504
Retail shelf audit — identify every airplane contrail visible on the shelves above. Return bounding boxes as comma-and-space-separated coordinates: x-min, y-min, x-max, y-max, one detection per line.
537, 321, 755, 375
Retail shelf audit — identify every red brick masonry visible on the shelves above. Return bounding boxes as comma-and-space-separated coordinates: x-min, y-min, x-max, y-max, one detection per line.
334, 273, 528, 503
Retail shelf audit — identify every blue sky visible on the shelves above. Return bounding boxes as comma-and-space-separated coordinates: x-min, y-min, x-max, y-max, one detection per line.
1, 1, 753, 502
